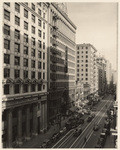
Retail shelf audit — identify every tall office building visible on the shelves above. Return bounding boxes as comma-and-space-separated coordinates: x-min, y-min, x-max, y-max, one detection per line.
2, 2, 48, 147
76, 43, 98, 98
106, 60, 112, 85
47, 3, 76, 123
96, 57, 107, 96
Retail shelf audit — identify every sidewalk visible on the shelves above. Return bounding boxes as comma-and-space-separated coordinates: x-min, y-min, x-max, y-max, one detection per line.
20, 116, 68, 148
104, 117, 117, 148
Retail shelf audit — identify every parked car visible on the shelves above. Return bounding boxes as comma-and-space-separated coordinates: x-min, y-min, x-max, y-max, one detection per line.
79, 118, 84, 124
60, 127, 67, 135
87, 115, 93, 122
73, 128, 82, 136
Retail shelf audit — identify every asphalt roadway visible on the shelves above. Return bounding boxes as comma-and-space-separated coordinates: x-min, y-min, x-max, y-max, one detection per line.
52, 95, 113, 148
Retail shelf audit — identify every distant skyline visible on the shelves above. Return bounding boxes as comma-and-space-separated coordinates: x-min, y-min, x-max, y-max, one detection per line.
67, 2, 117, 70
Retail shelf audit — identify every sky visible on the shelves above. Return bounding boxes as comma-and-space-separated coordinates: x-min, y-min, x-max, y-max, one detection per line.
67, 2, 118, 70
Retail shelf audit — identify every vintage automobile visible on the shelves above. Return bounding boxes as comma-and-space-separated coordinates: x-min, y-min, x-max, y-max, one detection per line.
73, 128, 82, 137
87, 115, 93, 122
93, 124, 99, 131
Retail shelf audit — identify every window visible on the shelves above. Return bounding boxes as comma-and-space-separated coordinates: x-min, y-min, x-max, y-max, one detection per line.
86, 78, 88, 80
43, 85, 45, 90
38, 51, 41, 58
4, 2, 10, 6
86, 47, 88, 49
4, 9, 10, 21
86, 69, 88, 72
24, 46, 28, 55
4, 84, 10, 94
15, 3, 20, 13
24, 34, 28, 43
77, 64, 79, 67
23, 84, 28, 93
77, 56, 79, 59
86, 64, 88, 67
38, 40, 42, 48
4, 39, 10, 50
38, 19, 41, 27
23, 70, 28, 79
31, 60, 35, 68
4, 68, 10, 78
81, 51, 83, 53
43, 62, 45, 69
82, 47, 83, 49
86, 55, 88, 58
15, 29, 20, 39
81, 69, 83, 71
4, 54, 10, 64
38, 72, 41, 79
31, 84, 35, 92
15, 43, 20, 53
77, 60, 79, 63
77, 51, 79, 54
31, 71, 35, 78
86, 51, 88, 54
86, 73, 88, 76
43, 13, 45, 19
32, 26, 35, 34
38, 84, 42, 91
38, 9, 41, 15
43, 42, 45, 49
32, 3, 35, 11
14, 84, 20, 94
43, 22, 45, 29
24, 21, 28, 30
24, 9, 28, 18
81, 74, 83, 76
43, 72, 45, 79
14, 56, 20, 65
77, 74, 79, 76
38, 2, 41, 7
32, 14, 35, 23
43, 32, 45, 39
43, 53, 45, 59
86, 60, 88, 63
15, 16, 20, 26
31, 48, 35, 57
14, 69, 20, 78
4, 24, 10, 35
31, 37, 35, 46
38, 61, 41, 69
77, 69, 79, 72
24, 58, 28, 67
38, 30, 41, 37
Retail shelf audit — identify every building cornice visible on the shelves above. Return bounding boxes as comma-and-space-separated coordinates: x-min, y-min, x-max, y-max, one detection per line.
51, 3, 77, 30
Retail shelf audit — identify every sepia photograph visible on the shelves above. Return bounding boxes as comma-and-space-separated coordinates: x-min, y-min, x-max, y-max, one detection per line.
1, 1, 118, 148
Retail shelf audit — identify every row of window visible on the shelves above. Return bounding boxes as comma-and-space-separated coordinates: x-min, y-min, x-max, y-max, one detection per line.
4, 2, 46, 19
77, 64, 89, 67
77, 46, 88, 50
77, 60, 88, 63
4, 40, 46, 59
77, 51, 88, 54
4, 54, 46, 69
4, 68, 46, 79
4, 23, 45, 41
77, 55, 88, 58
4, 9, 46, 31
77, 72, 88, 76
77, 76, 88, 81
4, 37, 46, 50
4, 83, 46, 95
